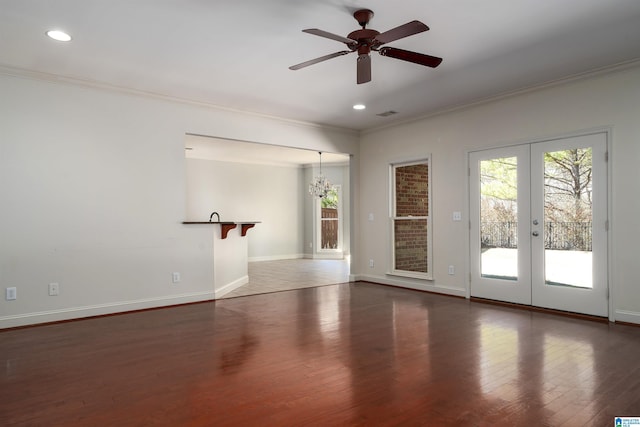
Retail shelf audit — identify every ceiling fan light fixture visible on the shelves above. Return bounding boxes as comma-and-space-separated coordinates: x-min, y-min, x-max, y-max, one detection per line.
353, 104, 366, 110
289, 9, 442, 84
46, 30, 72, 42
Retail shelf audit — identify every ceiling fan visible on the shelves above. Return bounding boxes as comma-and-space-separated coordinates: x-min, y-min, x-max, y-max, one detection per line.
289, 9, 442, 84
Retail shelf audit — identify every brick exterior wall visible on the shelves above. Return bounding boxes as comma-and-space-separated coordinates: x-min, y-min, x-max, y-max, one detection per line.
395, 164, 428, 216
394, 164, 428, 273
394, 219, 428, 273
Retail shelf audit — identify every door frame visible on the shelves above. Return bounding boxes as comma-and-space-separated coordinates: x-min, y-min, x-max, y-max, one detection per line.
465, 128, 613, 321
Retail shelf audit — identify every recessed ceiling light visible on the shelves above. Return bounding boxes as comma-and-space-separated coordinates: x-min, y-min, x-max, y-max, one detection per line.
46, 30, 72, 42
353, 104, 366, 110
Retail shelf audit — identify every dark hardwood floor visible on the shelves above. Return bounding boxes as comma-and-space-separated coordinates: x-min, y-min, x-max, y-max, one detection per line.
1, 282, 639, 426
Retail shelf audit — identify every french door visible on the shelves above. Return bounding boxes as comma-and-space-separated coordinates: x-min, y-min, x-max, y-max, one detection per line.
469, 132, 608, 317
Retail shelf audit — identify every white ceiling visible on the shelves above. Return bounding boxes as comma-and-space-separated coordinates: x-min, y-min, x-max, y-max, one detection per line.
2, 0, 640, 132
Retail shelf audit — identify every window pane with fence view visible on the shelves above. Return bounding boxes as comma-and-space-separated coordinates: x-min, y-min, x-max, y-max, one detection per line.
320, 187, 339, 250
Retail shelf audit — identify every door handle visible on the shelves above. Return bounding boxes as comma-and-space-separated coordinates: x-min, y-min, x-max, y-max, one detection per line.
532, 231, 539, 237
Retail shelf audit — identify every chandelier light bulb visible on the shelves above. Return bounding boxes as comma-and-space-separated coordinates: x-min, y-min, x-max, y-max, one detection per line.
309, 151, 334, 198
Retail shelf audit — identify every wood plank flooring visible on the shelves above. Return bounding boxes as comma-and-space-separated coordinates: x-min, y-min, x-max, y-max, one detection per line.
1, 282, 640, 426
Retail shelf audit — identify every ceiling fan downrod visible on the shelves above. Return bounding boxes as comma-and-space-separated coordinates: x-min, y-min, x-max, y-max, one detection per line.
353, 9, 374, 28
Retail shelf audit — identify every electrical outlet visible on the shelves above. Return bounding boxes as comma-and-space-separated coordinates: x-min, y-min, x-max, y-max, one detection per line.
369, 259, 374, 268
448, 265, 455, 275
6, 287, 17, 301
172, 272, 181, 283
49, 283, 60, 296
453, 211, 462, 221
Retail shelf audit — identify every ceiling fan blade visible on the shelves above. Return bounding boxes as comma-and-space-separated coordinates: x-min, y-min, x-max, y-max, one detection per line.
302, 29, 357, 45
374, 21, 429, 45
289, 51, 352, 70
378, 47, 442, 68
357, 54, 371, 84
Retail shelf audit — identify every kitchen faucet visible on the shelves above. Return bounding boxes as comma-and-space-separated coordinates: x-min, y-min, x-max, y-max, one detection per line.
209, 211, 220, 222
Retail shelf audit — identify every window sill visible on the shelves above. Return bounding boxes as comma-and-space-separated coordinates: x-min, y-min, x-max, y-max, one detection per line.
387, 270, 433, 281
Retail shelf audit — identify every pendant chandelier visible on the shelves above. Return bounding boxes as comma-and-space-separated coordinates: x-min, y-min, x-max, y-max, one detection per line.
309, 151, 333, 198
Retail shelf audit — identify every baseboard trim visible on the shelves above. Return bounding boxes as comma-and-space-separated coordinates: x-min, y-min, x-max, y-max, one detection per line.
353, 274, 466, 298
249, 254, 304, 262
0, 291, 215, 329
471, 297, 609, 323
614, 309, 640, 325
214, 275, 249, 299
309, 253, 344, 260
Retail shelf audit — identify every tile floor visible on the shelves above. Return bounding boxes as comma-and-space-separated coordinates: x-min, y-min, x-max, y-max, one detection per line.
222, 258, 351, 298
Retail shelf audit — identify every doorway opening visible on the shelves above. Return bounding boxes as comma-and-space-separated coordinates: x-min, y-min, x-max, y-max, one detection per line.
184, 134, 352, 297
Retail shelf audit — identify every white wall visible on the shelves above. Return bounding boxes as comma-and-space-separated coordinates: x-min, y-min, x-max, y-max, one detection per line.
186, 158, 305, 260
0, 73, 358, 328
357, 63, 640, 324
4, 64, 638, 328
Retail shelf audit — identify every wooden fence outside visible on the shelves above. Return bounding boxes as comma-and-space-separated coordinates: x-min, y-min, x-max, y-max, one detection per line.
321, 208, 338, 249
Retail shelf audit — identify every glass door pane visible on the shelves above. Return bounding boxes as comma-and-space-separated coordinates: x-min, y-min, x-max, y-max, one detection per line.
530, 133, 608, 317
543, 148, 593, 288
480, 156, 518, 280
469, 145, 531, 306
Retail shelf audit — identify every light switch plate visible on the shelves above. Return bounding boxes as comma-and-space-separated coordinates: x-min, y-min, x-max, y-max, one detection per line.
453, 211, 462, 221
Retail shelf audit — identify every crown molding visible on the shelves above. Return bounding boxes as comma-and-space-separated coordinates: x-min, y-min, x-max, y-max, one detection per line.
0, 63, 359, 136
363, 58, 640, 135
